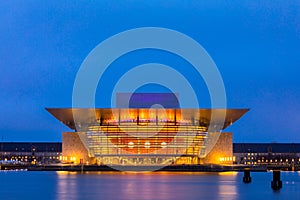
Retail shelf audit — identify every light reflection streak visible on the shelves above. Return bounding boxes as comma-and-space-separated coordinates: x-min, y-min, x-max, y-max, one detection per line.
53, 171, 241, 200
217, 172, 238, 200
55, 171, 79, 200
218, 172, 238, 176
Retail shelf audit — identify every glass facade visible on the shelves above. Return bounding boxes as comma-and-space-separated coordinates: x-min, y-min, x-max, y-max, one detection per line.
72, 108, 220, 166
47, 107, 249, 166
85, 122, 207, 165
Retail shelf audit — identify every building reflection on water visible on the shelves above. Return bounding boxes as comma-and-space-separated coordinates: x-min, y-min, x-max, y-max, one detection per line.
217, 172, 238, 199
56, 171, 80, 200
55, 171, 240, 200
0, 171, 298, 200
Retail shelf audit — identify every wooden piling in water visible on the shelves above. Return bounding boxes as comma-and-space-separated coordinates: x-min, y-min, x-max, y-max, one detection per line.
271, 170, 282, 190
243, 168, 252, 183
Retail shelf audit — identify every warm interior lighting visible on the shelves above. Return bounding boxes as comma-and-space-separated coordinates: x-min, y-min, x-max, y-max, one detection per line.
219, 156, 235, 163
128, 142, 134, 148
70, 156, 77, 162
161, 142, 167, 148
144, 142, 150, 148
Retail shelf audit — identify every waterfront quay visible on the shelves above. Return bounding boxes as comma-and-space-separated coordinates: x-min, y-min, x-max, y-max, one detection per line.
2, 142, 300, 171
1, 141, 300, 172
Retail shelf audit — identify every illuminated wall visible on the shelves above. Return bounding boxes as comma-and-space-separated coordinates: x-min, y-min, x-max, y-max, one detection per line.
203, 132, 233, 164
62, 132, 95, 164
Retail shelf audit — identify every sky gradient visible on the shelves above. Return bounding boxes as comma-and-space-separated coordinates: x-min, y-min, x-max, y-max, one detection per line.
0, 1, 300, 142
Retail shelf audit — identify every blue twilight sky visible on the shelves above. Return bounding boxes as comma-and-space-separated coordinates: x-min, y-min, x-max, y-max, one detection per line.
0, 1, 300, 142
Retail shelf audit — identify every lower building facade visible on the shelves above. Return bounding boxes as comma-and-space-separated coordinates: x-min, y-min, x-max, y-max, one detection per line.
233, 143, 300, 166
2, 142, 300, 167
61, 131, 234, 165
0, 142, 61, 164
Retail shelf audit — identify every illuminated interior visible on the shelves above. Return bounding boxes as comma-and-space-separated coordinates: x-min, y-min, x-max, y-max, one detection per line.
47, 108, 248, 166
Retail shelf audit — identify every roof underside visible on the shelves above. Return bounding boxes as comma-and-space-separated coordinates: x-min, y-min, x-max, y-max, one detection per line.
46, 108, 249, 130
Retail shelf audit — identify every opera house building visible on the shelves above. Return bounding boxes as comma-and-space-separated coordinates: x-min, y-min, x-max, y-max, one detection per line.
47, 93, 248, 167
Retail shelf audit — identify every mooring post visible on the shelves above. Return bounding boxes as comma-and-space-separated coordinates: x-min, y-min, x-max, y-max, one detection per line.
271, 170, 282, 190
243, 168, 252, 183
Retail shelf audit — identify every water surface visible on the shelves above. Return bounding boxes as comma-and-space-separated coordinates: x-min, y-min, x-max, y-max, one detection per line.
0, 171, 299, 200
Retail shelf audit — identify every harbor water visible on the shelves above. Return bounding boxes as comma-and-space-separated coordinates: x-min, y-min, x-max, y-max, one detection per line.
0, 171, 299, 200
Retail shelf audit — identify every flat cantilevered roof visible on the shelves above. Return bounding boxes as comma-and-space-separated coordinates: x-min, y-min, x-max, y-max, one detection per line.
46, 108, 249, 130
